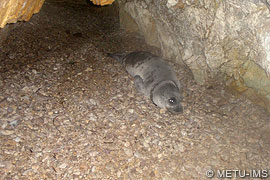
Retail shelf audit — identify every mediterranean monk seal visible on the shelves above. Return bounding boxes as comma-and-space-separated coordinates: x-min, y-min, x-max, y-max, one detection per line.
108, 51, 183, 114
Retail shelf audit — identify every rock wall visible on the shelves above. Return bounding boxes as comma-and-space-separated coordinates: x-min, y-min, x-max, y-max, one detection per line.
90, 0, 115, 6
118, 0, 270, 112
0, 0, 45, 28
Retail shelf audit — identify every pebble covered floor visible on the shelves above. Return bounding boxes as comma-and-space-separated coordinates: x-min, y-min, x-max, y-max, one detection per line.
0, 0, 269, 179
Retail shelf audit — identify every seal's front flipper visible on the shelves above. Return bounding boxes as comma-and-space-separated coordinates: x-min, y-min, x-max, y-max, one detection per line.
107, 52, 126, 63
134, 75, 144, 93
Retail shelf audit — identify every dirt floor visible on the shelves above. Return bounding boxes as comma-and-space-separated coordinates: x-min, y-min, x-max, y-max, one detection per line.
0, 0, 270, 179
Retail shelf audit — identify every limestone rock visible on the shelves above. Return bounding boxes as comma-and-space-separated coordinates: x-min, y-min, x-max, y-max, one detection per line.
0, 0, 45, 28
90, 0, 115, 6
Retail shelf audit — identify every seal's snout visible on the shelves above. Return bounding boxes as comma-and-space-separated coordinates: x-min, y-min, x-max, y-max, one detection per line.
168, 105, 183, 114
175, 106, 183, 113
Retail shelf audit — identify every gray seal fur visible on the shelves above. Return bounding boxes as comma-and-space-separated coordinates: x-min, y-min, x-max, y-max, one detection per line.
108, 51, 183, 114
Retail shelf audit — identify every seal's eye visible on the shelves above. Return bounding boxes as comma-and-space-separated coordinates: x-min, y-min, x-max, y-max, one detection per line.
168, 97, 176, 104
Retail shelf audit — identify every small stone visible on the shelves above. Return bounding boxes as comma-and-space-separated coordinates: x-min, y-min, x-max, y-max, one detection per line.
128, 109, 134, 114
127, 93, 134, 98
181, 130, 187, 136
167, 0, 178, 8
0, 161, 7, 168
89, 113, 97, 121
32, 164, 39, 171
145, 137, 151, 143
124, 142, 130, 147
23, 169, 32, 176
117, 170, 122, 178
42, 147, 51, 153
91, 166, 96, 172
0, 130, 14, 135
89, 99, 97, 106
73, 170, 81, 175
22, 86, 30, 92
13, 137, 22, 142
134, 151, 143, 158
59, 163, 67, 169
9, 120, 19, 127
123, 148, 133, 157
159, 109, 166, 114
141, 105, 147, 109
89, 151, 99, 157
176, 144, 185, 152
85, 67, 93, 72
143, 141, 149, 148
7, 107, 13, 113
1, 121, 8, 129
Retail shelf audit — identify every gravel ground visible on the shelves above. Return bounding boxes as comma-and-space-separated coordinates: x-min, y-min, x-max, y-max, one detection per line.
0, 0, 270, 179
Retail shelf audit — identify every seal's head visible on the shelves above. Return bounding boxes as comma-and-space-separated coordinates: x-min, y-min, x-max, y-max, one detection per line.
152, 82, 183, 114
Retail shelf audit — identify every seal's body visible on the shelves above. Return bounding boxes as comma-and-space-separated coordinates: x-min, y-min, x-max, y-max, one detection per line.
108, 51, 183, 114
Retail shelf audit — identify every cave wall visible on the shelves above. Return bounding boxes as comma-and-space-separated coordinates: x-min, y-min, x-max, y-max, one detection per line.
0, 0, 45, 28
0, 0, 116, 43
0, 0, 116, 30
90, 0, 115, 6
0, 0, 45, 44
118, 0, 270, 112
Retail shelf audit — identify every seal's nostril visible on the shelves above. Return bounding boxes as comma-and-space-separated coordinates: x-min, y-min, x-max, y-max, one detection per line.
174, 106, 183, 113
